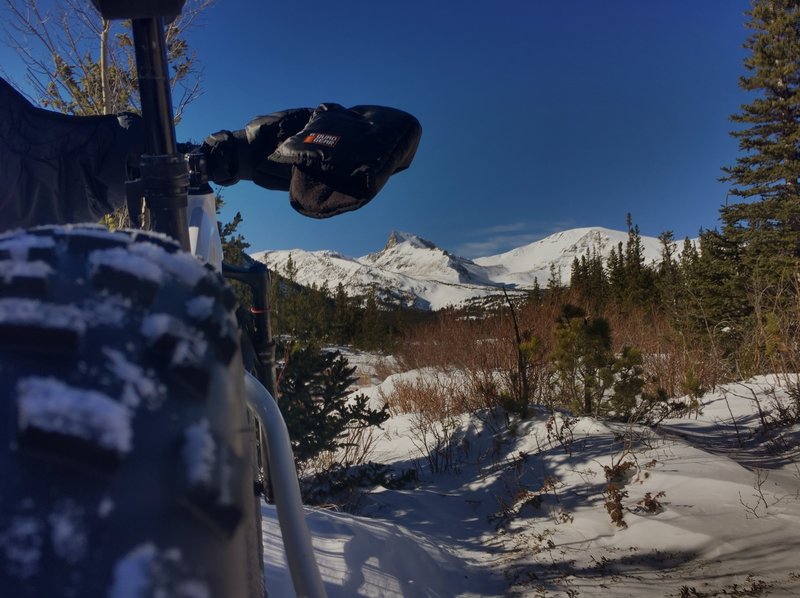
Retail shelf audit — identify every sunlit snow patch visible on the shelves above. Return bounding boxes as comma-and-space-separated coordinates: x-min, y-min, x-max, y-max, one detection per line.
183, 419, 216, 486
108, 543, 210, 598
0, 298, 86, 333
17, 377, 132, 454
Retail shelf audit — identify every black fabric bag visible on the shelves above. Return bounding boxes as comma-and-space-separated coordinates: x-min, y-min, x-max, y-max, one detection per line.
270, 103, 421, 218
0, 78, 144, 231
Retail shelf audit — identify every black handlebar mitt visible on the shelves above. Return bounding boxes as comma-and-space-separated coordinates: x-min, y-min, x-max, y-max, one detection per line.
202, 108, 313, 189
269, 103, 422, 218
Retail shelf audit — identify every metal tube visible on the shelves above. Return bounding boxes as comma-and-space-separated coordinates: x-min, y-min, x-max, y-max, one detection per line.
130, 17, 190, 250
244, 372, 327, 598
131, 18, 177, 155
223, 261, 277, 397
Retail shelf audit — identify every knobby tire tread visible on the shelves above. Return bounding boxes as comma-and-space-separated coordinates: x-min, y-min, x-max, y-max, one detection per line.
0, 225, 265, 597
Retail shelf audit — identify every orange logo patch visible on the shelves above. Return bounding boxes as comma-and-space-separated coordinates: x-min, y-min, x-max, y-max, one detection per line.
303, 133, 340, 148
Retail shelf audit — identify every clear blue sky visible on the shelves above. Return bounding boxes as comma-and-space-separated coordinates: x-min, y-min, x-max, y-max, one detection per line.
3, 1, 753, 258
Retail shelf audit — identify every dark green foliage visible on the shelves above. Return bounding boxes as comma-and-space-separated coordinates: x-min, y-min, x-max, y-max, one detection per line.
332, 283, 358, 345
268, 265, 419, 351
606, 242, 626, 304
569, 215, 665, 311
660, 0, 800, 374
655, 231, 683, 314
300, 462, 417, 507
551, 305, 614, 415
547, 263, 564, 294
216, 195, 253, 307
608, 346, 646, 416
529, 277, 543, 304
219, 209, 250, 266
684, 230, 751, 352
722, 0, 800, 210
712, 0, 800, 367
550, 306, 650, 418
268, 260, 334, 343
622, 216, 659, 306
356, 286, 388, 351
570, 249, 608, 309
277, 343, 390, 466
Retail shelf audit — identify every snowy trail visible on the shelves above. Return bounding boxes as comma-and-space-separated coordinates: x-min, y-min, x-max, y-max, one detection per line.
262, 502, 506, 597
261, 374, 800, 597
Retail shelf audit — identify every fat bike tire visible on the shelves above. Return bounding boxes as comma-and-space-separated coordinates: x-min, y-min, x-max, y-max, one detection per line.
0, 225, 265, 597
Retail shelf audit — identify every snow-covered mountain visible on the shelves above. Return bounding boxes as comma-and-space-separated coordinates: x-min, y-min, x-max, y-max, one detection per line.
475, 226, 667, 287
250, 227, 676, 310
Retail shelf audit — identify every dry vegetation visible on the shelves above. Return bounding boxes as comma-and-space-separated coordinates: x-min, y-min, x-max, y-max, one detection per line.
384, 285, 799, 434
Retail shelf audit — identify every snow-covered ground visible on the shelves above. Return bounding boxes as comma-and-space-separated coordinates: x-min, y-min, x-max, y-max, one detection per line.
263, 371, 800, 597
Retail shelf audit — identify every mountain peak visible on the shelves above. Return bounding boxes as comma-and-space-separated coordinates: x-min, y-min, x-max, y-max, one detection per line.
385, 231, 438, 251
253, 226, 687, 311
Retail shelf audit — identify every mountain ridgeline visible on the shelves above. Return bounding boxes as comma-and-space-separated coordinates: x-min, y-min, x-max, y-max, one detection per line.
252, 227, 680, 311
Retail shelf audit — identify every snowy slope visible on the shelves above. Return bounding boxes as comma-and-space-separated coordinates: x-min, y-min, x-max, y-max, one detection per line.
252, 232, 504, 310
474, 226, 667, 286
251, 227, 685, 310
361, 231, 495, 286
263, 372, 800, 597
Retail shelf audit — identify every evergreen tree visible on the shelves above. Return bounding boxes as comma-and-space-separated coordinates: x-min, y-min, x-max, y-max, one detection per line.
656, 231, 681, 311
622, 214, 657, 306
283, 254, 298, 282
277, 254, 305, 338
683, 230, 751, 359
607, 346, 646, 417
356, 286, 385, 351
547, 263, 564, 296
606, 242, 626, 303
571, 250, 608, 308
332, 283, 356, 345
528, 277, 543, 305
720, 0, 800, 282
218, 211, 250, 266
570, 256, 586, 298
216, 196, 253, 307
277, 343, 389, 466
551, 305, 614, 415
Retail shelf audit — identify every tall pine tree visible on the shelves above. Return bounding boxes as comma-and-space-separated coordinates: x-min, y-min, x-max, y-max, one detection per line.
713, 0, 800, 369
721, 0, 800, 282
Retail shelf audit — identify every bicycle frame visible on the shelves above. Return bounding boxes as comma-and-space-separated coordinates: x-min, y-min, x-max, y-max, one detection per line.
104, 11, 325, 597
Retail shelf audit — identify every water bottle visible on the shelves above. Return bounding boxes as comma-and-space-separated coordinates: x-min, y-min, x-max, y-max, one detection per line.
186, 151, 223, 271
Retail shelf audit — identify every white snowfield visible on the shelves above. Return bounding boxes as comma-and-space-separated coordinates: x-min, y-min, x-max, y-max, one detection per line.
263, 372, 800, 597
252, 227, 691, 311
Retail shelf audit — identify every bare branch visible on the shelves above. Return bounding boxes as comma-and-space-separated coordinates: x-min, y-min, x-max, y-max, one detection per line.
0, 0, 213, 117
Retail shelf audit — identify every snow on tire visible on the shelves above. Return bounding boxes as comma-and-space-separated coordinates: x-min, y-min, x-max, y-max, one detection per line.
0, 225, 264, 597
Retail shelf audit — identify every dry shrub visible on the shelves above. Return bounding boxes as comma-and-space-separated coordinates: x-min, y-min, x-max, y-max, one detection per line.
381, 372, 472, 473
636, 491, 666, 514
395, 288, 765, 420
383, 370, 472, 417
605, 306, 728, 399
307, 424, 383, 474
395, 300, 560, 417
373, 355, 402, 383
754, 274, 800, 376
603, 483, 628, 528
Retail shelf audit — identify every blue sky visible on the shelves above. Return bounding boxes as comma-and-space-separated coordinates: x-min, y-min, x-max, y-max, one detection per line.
2, 1, 752, 258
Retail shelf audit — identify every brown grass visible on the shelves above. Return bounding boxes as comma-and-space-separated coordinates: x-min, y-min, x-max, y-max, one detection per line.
391, 290, 746, 420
